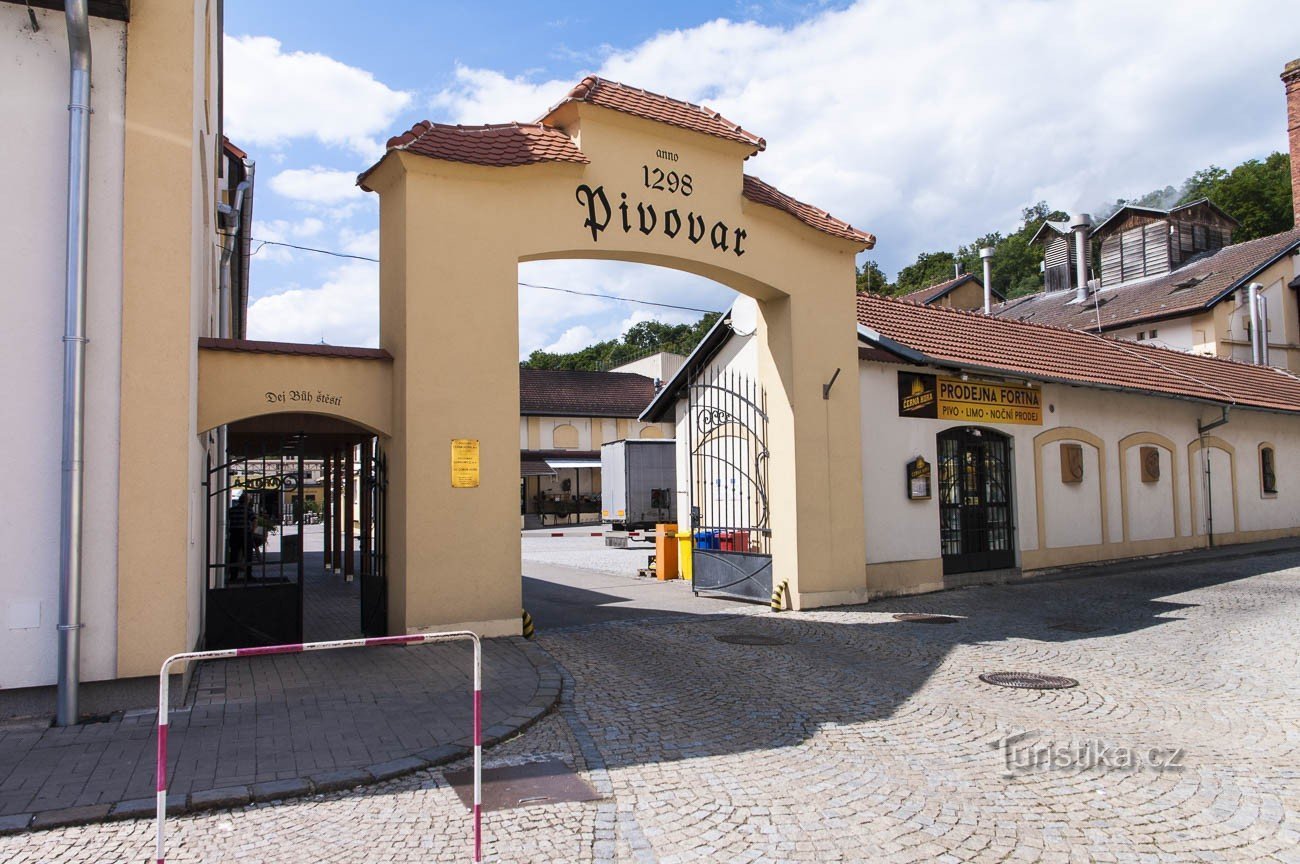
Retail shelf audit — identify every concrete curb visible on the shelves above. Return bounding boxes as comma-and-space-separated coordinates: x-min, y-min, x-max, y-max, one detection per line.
3, 637, 563, 837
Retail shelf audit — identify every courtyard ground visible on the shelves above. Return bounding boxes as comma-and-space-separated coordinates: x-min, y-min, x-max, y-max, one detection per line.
4, 542, 1299, 862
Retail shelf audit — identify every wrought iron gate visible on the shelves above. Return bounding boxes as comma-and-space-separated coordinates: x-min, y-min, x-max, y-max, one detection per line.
937, 426, 1015, 575
360, 446, 388, 637
205, 451, 306, 648
687, 368, 772, 601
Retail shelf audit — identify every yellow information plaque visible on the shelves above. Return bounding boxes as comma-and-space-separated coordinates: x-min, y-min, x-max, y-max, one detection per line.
450, 438, 480, 488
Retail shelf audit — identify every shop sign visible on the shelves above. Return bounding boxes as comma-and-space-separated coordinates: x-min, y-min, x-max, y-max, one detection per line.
450, 439, 480, 489
898, 372, 1042, 426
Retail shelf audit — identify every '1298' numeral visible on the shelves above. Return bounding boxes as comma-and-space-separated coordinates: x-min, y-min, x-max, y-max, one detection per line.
643, 165, 693, 196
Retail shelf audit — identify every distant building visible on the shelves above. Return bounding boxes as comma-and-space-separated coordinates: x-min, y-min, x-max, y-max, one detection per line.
897, 272, 1002, 310
993, 60, 1300, 373
519, 363, 678, 527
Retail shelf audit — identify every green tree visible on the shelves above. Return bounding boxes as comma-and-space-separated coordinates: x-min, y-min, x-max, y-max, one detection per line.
1176, 153, 1293, 240
521, 312, 721, 371
855, 260, 894, 295
895, 251, 959, 295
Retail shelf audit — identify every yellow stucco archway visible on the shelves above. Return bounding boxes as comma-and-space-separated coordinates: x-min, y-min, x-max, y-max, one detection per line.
359, 77, 875, 635
1033, 426, 1108, 549
1117, 431, 1181, 542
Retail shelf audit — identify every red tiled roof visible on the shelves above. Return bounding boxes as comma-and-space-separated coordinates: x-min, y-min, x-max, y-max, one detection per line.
552, 76, 766, 153
897, 273, 1000, 305
381, 121, 589, 169
857, 293, 1300, 414
520, 369, 658, 417
742, 175, 875, 247
198, 337, 392, 360
992, 228, 1300, 332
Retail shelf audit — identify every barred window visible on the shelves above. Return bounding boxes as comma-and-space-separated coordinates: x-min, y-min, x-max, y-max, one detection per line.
1261, 446, 1277, 495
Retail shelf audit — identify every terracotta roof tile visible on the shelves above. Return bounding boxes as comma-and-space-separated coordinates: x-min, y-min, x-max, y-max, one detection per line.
992, 228, 1300, 331
382, 121, 588, 169
520, 369, 658, 417
858, 293, 1300, 414
554, 76, 765, 153
742, 174, 875, 247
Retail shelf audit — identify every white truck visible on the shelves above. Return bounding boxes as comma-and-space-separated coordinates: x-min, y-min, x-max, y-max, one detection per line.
600, 439, 676, 531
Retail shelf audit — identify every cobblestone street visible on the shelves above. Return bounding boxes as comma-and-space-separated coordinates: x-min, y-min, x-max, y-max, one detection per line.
5, 546, 1300, 863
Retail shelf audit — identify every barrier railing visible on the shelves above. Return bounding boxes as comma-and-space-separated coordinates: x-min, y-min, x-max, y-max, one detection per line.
156, 631, 483, 862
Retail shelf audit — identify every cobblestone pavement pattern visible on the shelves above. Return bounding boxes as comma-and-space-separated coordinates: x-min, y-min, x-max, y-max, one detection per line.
5, 548, 1300, 862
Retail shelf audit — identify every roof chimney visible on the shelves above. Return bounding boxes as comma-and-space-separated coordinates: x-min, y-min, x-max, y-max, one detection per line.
1069, 212, 1092, 303
979, 247, 994, 313
1284, 58, 1300, 228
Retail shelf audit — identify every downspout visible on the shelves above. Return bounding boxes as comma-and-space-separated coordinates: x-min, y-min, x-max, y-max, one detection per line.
1197, 407, 1231, 549
214, 179, 248, 588
57, 0, 92, 727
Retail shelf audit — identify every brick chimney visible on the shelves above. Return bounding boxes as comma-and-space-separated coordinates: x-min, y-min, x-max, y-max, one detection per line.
1284, 58, 1300, 228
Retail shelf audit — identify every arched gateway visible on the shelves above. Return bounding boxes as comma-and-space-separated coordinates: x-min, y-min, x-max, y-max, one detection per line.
354, 77, 874, 636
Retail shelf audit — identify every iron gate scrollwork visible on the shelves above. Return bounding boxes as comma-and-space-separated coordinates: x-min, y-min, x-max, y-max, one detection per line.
688, 368, 772, 601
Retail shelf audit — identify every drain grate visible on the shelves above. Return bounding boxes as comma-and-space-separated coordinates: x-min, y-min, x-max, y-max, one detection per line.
892, 613, 961, 624
980, 671, 1079, 690
715, 632, 792, 646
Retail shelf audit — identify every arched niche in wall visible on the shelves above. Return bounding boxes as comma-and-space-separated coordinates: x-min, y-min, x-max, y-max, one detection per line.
1033, 426, 1108, 549
639, 425, 664, 439
552, 423, 579, 450
1187, 435, 1238, 536
1118, 431, 1181, 542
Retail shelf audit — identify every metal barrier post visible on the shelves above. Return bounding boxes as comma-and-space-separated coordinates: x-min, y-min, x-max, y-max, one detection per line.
156, 631, 483, 863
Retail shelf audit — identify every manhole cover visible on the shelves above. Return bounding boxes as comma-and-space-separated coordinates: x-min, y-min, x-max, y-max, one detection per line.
979, 671, 1079, 690
1048, 621, 1102, 633
715, 632, 792, 646
443, 760, 600, 812
892, 613, 961, 624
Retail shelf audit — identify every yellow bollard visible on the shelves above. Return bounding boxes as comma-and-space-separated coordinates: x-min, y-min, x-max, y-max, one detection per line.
676, 527, 693, 582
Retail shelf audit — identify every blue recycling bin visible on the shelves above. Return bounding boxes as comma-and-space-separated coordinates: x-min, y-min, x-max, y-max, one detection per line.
694, 530, 720, 550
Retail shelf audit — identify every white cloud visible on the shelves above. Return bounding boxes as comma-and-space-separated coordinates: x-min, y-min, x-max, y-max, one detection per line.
269, 167, 367, 205
544, 325, 599, 354
432, 0, 1300, 277
224, 35, 412, 158
339, 228, 379, 259
247, 261, 379, 347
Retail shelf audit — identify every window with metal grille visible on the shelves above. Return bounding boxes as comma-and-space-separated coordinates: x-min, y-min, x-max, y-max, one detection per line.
1261, 446, 1277, 495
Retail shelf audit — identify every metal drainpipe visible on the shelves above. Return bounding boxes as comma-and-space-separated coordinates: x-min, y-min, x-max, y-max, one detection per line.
1248, 282, 1263, 364
214, 179, 249, 587
57, 0, 92, 728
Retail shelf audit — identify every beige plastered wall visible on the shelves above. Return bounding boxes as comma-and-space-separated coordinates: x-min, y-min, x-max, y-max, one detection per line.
197, 349, 394, 436
366, 102, 869, 632
857, 360, 1300, 597
116, 0, 219, 678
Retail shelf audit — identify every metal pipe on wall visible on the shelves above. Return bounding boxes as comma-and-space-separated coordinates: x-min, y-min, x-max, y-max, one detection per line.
1260, 295, 1271, 366
57, 0, 92, 727
1247, 282, 1263, 365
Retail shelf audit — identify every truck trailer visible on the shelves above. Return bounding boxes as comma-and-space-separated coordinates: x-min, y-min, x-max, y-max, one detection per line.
600, 439, 676, 530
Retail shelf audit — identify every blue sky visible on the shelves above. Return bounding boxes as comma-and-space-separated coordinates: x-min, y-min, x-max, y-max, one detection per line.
224, 0, 1300, 353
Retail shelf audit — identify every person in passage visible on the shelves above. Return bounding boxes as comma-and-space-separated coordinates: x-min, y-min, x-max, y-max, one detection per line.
227, 492, 254, 581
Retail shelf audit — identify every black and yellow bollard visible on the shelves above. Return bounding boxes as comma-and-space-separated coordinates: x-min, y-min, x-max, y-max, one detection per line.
770, 580, 790, 612
521, 608, 535, 639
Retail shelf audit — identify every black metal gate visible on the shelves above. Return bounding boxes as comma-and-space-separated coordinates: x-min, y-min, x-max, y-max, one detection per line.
687, 368, 772, 601
205, 451, 306, 648
360, 446, 388, 637
937, 427, 1015, 575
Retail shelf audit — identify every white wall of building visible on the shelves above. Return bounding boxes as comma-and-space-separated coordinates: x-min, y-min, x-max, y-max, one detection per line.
0, 6, 127, 688
1111, 318, 1196, 354
609, 352, 686, 384
859, 360, 1300, 579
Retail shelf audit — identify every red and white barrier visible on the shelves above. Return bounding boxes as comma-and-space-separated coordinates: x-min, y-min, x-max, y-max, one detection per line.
155, 631, 483, 863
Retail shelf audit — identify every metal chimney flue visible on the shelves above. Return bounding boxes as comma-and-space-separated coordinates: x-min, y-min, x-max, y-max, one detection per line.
1069, 213, 1092, 303
1248, 282, 1264, 365
979, 247, 994, 313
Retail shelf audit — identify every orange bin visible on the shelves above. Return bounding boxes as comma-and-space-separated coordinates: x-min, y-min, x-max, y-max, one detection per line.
654, 523, 679, 580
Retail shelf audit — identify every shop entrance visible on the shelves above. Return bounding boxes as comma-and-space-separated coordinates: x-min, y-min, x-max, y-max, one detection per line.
203, 414, 386, 649
937, 426, 1015, 575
